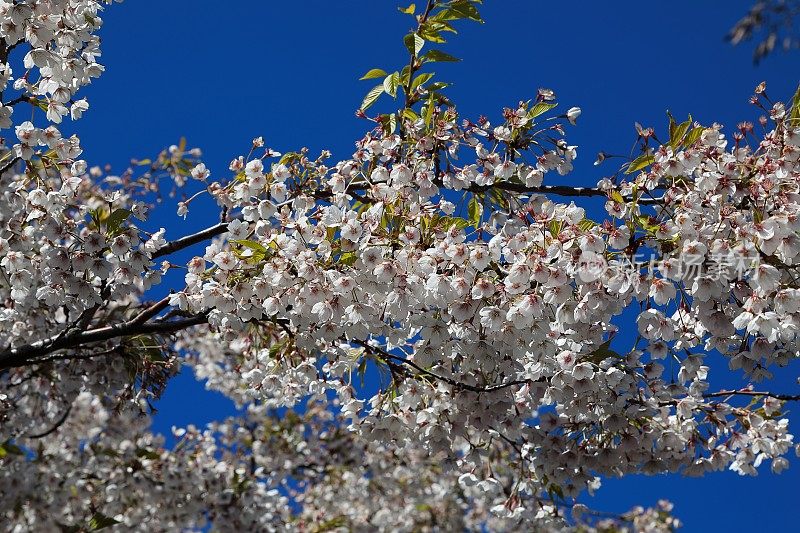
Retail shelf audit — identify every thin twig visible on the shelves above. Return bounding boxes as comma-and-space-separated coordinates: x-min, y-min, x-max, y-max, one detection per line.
25, 403, 73, 439
703, 389, 800, 402
354, 339, 531, 393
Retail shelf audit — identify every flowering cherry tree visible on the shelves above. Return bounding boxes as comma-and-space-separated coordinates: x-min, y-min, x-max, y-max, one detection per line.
1, 0, 799, 530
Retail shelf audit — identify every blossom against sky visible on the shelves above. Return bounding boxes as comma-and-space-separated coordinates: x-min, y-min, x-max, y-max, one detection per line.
70, 2, 800, 530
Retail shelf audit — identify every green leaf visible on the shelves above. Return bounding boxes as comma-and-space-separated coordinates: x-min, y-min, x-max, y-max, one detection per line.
582, 339, 621, 364
232, 239, 267, 254
669, 116, 692, 147
427, 81, 451, 91
578, 218, 597, 231
682, 125, 705, 147
360, 84, 385, 111
402, 108, 419, 122
312, 515, 349, 533
488, 186, 509, 210
359, 68, 387, 80
383, 72, 401, 98
135, 448, 161, 460
625, 153, 655, 175
104, 208, 131, 236
0, 441, 24, 458
404, 32, 425, 56
400, 64, 412, 86
667, 110, 677, 142
410, 72, 435, 92
418, 27, 446, 43
428, 20, 458, 33
468, 196, 483, 227
339, 252, 358, 266
442, 1, 483, 22
423, 91, 435, 126
528, 101, 557, 119
378, 113, 397, 135
268, 339, 286, 358
610, 190, 625, 203
423, 49, 460, 63
88, 512, 120, 531
441, 216, 471, 230
637, 214, 660, 232
398, 3, 415, 15
790, 82, 800, 123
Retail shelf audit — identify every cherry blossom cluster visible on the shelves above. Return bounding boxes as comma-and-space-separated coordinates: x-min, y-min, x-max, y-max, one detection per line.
0, 394, 679, 532
170, 85, 800, 522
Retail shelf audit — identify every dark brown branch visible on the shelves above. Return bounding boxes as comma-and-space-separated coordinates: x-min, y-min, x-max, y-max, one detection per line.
0, 313, 208, 371
25, 402, 73, 439
2, 94, 31, 107
151, 177, 658, 265
130, 295, 172, 325
24, 346, 123, 367
0, 155, 20, 176
703, 389, 800, 402
152, 222, 228, 259
353, 339, 532, 393
449, 180, 664, 206
322, 178, 662, 205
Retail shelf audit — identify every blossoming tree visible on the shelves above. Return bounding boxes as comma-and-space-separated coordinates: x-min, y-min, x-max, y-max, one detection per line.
1, 0, 799, 530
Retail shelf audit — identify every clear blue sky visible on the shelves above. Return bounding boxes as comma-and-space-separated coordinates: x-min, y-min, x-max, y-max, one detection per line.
73, 2, 799, 530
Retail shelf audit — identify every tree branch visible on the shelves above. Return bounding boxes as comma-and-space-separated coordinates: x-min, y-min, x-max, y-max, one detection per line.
447, 180, 664, 205
702, 389, 800, 402
25, 402, 73, 439
353, 339, 532, 393
0, 313, 208, 371
152, 222, 228, 259
0, 155, 20, 176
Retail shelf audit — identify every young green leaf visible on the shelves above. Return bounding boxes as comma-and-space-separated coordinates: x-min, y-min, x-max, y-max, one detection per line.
359, 68, 387, 80
411, 72, 435, 92
468, 196, 483, 227
682, 125, 705, 147
379, 113, 398, 135
423, 49, 460, 63
418, 28, 447, 43
88, 512, 120, 531
104, 208, 131, 236
528, 101, 557, 118
625, 153, 655, 175
402, 108, 419, 122
0, 441, 24, 458
669, 116, 692, 147
441, 1, 483, 22
423, 91, 435, 126
398, 3, 415, 15
232, 239, 268, 254
450, 0, 483, 23
383, 72, 401, 98
790, 82, 800, 123
360, 84, 385, 111
404, 32, 425, 56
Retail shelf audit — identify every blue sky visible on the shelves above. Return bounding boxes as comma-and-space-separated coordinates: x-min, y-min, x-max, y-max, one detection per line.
74, 1, 799, 530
